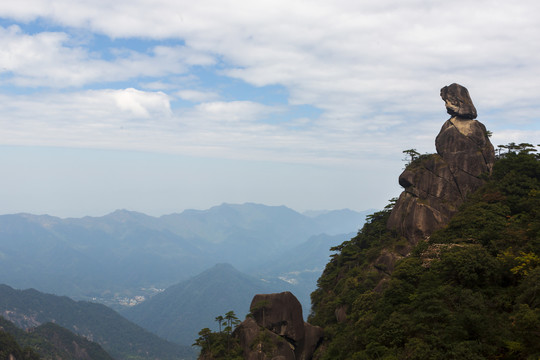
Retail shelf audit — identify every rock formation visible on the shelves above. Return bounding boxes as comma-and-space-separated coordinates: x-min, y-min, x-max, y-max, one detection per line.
233, 291, 323, 360
387, 83, 495, 248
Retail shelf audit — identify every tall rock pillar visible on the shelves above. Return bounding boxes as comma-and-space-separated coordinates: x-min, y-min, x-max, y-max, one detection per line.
387, 83, 495, 248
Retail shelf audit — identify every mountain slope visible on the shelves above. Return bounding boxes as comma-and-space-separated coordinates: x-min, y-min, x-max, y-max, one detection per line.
0, 318, 40, 360
309, 149, 540, 359
123, 263, 283, 346
0, 284, 195, 360
1, 316, 113, 360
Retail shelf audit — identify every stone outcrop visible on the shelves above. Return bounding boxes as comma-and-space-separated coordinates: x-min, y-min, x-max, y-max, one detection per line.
387, 83, 495, 247
234, 292, 323, 360
440, 83, 477, 119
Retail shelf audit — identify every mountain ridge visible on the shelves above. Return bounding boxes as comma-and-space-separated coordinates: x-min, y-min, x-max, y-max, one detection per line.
0, 203, 369, 308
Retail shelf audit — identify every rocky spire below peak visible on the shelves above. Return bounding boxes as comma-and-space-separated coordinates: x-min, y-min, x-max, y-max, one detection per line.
387, 84, 494, 249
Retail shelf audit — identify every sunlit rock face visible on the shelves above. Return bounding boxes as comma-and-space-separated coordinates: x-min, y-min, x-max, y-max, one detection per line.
387, 83, 495, 248
234, 291, 323, 360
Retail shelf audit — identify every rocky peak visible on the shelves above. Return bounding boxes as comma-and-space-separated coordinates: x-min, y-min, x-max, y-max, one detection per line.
233, 291, 323, 360
387, 84, 495, 248
440, 83, 477, 119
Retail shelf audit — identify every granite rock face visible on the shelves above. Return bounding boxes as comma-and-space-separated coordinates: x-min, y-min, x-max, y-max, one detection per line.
387, 83, 495, 247
440, 83, 477, 119
234, 292, 323, 360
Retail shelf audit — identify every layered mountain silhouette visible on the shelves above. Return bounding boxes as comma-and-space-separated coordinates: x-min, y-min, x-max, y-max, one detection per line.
0, 203, 370, 309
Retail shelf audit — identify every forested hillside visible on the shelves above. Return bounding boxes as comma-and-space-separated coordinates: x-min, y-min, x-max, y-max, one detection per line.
0, 284, 195, 359
0, 316, 113, 360
309, 147, 540, 359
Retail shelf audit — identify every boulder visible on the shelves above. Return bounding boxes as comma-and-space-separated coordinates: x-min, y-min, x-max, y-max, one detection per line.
234, 317, 295, 360
440, 83, 477, 119
250, 292, 305, 344
234, 292, 323, 360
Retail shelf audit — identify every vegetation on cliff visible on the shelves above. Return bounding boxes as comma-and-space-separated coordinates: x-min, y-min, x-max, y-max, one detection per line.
193, 311, 243, 360
309, 146, 540, 359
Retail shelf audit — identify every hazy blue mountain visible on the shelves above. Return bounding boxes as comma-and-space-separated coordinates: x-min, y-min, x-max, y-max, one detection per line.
252, 232, 357, 315
123, 263, 283, 346
0, 203, 369, 307
306, 208, 374, 235
0, 284, 195, 360
0, 214, 207, 304
122, 231, 355, 346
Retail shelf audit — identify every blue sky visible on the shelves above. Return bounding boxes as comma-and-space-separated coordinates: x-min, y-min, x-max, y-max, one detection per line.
0, 0, 539, 217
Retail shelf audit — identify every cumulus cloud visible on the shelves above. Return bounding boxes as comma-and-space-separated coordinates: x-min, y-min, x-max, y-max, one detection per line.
3, 1, 539, 119
110, 88, 172, 118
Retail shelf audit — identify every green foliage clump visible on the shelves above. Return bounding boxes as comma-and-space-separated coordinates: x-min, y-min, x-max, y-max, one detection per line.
193, 311, 242, 360
0, 315, 115, 360
309, 202, 397, 328
0, 329, 40, 360
310, 147, 540, 359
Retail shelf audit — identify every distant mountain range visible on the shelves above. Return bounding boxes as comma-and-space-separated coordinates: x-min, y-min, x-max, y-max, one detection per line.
0, 284, 195, 359
0, 203, 372, 349
0, 203, 372, 308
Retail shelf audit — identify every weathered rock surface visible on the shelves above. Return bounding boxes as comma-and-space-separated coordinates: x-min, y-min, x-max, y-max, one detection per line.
440, 83, 477, 119
234, 292, 323, 360
387, 83, 495, 247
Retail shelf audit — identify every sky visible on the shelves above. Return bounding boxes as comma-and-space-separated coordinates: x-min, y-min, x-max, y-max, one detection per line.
0, 0, 539, 218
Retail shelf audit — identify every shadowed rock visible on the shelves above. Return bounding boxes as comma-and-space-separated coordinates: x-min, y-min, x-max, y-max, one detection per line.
250, 292, 305, 344
234, 291, 323, 360
387, 83, 494, 247
235, 317, 296, 360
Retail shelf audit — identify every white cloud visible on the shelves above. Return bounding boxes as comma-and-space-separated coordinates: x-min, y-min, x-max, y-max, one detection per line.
110, 88, 172, 118
0, 89, 416, 165
0, 25, 214, 87
188, 101, 277, 123
176, 90, 220, 102
0, 89, 173, 148
0, 0, 538, 162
